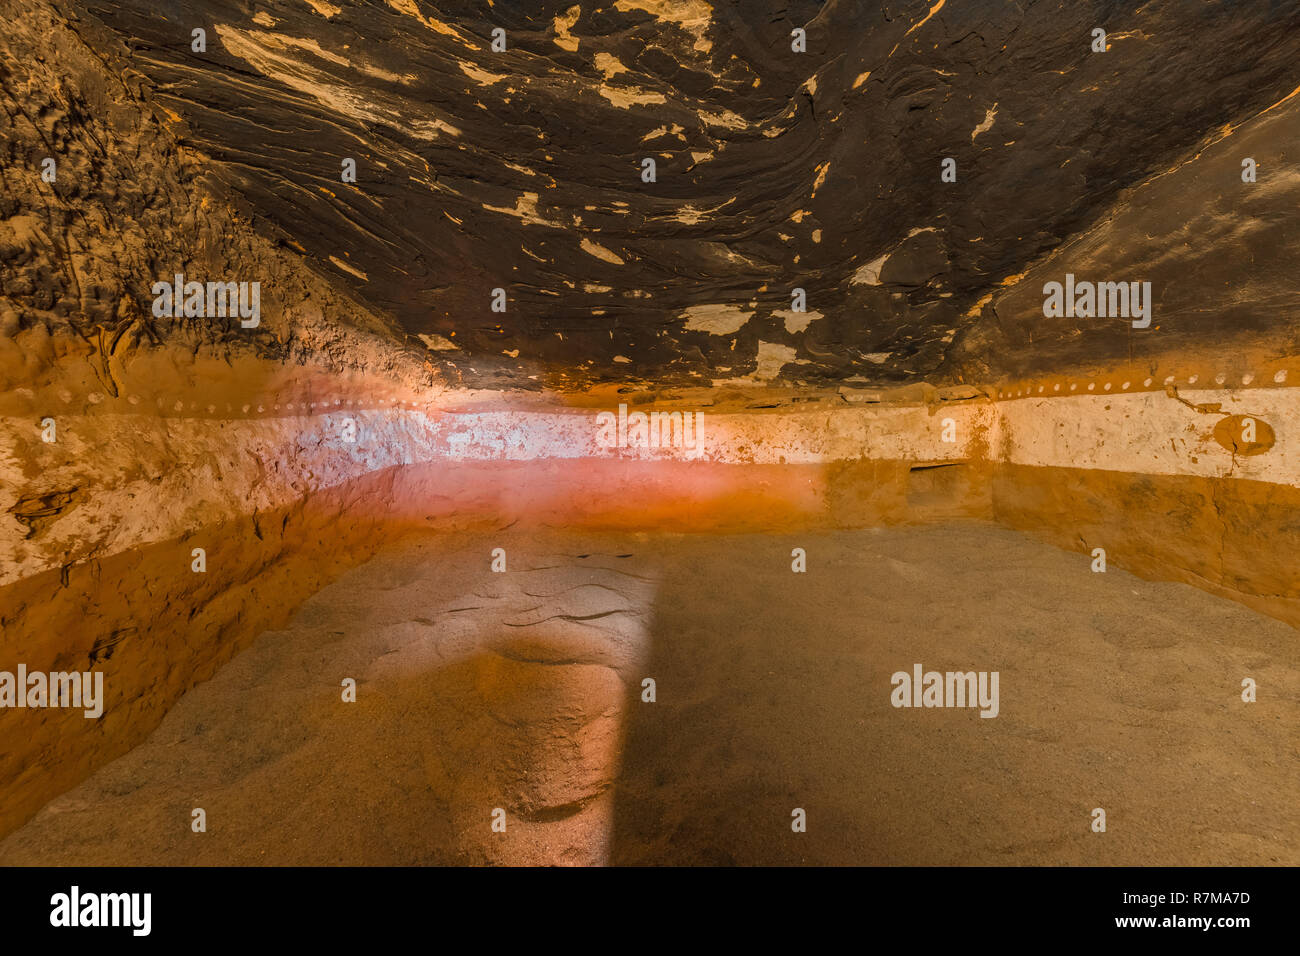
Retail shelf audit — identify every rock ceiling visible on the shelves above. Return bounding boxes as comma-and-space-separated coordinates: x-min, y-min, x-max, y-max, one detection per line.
45, 1, 1300, 387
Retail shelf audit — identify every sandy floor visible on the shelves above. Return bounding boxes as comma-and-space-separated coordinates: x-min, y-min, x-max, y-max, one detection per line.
2, 522, 1297, 865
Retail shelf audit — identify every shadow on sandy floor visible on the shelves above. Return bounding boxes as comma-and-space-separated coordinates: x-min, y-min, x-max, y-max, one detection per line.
1, 525, 1296, 865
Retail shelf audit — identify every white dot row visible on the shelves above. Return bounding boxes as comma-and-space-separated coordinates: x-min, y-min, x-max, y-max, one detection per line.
997, 369, 1287, 400
54, 394, 431, 414
39, 367, 1298, 415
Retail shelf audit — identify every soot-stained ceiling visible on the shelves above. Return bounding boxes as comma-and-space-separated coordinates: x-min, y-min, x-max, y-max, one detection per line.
70, 0, 1300, 388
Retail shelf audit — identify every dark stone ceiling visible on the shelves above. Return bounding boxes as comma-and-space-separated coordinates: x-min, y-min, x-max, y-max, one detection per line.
68, 0, 1300, 388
